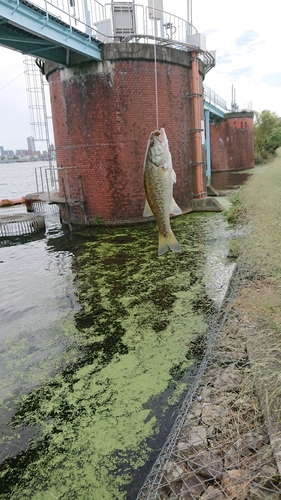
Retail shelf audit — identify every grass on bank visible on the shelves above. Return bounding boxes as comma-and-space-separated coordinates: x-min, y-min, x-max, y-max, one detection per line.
225, 148, 281, 437
228, 147, 281, 295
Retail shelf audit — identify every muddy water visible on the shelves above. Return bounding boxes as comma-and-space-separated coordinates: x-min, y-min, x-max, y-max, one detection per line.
0, 211, 236, 499
211, 170, 251, 192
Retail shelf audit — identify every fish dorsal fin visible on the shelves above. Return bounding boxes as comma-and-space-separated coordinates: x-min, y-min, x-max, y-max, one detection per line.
170, 198, 182, 215
172, 169, 177, 183
143, 199, 154, 217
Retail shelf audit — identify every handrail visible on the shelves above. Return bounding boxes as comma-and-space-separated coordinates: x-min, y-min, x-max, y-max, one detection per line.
10, 1, 216, 74
16, 1, 199, 48
18, 0, 102, 39
204, 84, 227, 111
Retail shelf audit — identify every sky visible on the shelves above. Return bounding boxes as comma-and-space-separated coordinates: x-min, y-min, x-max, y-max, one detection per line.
191, 0, 281, 113
0, 0, 280, 151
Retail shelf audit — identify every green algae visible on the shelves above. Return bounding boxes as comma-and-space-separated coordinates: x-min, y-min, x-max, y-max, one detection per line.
0, 213, 234, 499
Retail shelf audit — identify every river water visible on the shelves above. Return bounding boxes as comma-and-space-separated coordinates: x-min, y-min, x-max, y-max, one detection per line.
0, 162, 244, 499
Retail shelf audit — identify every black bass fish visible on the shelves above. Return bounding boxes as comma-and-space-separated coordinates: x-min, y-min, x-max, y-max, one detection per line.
143, 127, 182, 255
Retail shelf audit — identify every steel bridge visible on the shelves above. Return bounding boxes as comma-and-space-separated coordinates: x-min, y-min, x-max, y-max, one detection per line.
0, 0, 102, 64
0, 0, 215, 67
0, 0, 227, 183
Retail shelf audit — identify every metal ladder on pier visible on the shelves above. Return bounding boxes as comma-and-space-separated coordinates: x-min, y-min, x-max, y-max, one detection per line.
59, 166, 89, 229
35, 165, 89, 228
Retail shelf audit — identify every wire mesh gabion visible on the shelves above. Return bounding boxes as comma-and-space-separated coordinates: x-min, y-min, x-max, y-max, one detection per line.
0, 213, 45, 237
136, 267, 281, 500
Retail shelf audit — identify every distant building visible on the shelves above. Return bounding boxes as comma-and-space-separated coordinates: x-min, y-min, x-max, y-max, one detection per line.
27, 136, 36, 152
16, 149, 29, 157
48, 143, 56, 160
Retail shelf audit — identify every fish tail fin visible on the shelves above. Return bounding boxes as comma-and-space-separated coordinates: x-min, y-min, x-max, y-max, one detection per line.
158, 231, 181, 256
158, 233, 169, 256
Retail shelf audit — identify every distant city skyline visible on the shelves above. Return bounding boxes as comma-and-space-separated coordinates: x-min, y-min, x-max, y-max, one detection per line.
0, 137, 55, 159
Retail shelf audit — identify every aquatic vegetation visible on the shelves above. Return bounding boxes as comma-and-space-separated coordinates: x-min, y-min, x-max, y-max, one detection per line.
0, 213, 234, 499
222, 189, 242, 222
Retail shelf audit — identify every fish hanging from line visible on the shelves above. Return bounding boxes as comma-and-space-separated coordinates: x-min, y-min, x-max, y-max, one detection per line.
143, 127, 182, 256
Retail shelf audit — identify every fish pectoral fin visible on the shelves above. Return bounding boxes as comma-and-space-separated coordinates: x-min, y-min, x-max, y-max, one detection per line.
158, 231, 181, 256
143, 199, 154, 217
170, 198, 182, 215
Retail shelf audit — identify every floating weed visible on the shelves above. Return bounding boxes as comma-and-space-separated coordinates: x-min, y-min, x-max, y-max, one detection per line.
0, 213, 236, 499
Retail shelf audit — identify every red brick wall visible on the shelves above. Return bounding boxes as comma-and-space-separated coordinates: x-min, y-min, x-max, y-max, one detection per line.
210, 112, 254, 172
47, 44, 205, 224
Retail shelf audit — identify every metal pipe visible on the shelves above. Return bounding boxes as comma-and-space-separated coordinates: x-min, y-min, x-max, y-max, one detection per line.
191, 51, 204, 198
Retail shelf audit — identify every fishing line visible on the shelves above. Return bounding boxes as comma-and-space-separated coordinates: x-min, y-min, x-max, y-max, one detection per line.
0, 72, 24, 91
152, 0, 159, 130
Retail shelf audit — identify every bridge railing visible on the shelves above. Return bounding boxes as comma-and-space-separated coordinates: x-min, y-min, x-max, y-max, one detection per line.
97, 3, 197, 43
21, 0, 198, 45
14, 1, 214, 72
19, 0, 105, 38
230, 101, 254, 112
204, 85, 227, 112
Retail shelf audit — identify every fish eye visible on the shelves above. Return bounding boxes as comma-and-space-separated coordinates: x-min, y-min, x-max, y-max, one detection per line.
150, 140, 155, 147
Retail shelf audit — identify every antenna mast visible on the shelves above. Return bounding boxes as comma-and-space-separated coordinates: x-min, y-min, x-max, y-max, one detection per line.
187, 0, 192, 24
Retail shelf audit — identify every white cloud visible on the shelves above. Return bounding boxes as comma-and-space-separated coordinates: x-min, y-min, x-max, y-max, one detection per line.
0, 48, 53, 152
235, 31, 259, 48
263, 73, 281, 86
0, 49, 31, 150
192, 0, 281, 113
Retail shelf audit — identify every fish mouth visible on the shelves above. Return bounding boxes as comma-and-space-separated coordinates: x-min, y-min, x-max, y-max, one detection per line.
150, 129, 163, 144
150, 130, 161, 138
149, 128, 167, 149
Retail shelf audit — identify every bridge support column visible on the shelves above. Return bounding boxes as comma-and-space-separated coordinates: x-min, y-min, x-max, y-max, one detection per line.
204, 108, 211, 185
210, 111, 255, 171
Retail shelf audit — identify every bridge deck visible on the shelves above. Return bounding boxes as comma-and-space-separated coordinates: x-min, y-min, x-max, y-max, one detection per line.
0, 0, 101, 65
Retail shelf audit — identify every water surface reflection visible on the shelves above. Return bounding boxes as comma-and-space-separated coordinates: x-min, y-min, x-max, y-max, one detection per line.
211, 170, 251, 192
